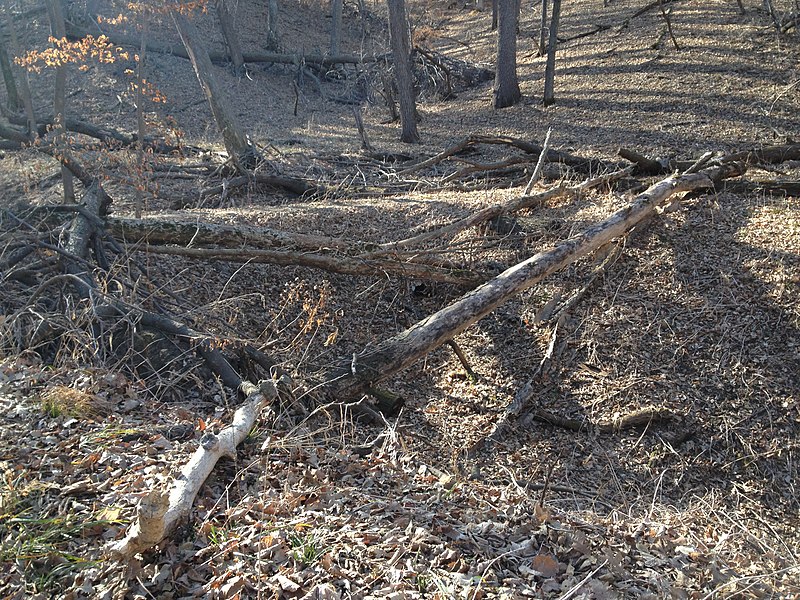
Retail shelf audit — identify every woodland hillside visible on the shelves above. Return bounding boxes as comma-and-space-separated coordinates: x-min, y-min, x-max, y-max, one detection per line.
0, 0, 799, 598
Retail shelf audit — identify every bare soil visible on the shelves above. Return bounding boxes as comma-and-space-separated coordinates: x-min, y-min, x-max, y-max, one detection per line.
1, 0, 799, 598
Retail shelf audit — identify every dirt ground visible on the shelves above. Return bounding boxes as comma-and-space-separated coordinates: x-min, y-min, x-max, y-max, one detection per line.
1, 0, 799, 598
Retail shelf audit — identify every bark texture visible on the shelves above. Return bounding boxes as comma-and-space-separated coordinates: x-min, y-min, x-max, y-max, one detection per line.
493, 0, 521, 108
215, 0, 244, 72
543, 0, 561, 106
172, 12, 257, 171
387, 0, 419, 143
326, 163, 745, 402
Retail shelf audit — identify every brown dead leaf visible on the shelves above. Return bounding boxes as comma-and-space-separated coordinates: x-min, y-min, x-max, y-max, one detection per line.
531, 553, 560, 578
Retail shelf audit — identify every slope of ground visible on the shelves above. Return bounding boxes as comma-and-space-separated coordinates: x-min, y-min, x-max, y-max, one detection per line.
0, 0, 798, 598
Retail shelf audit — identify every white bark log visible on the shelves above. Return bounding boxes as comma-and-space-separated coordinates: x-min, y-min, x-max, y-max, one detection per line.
107, 381, 278, 559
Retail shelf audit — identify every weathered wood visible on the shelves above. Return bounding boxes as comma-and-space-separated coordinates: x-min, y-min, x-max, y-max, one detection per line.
107, 217, 363, 252
618, 147, 667, 174
3, 111, 179, 152
64, 21, 375, 67
215, 0, 244, 73
108, 381, 278, 559
387, 0, 419, 143
128, 244, 482, 285
400, 134, 609, 176
325, 162, 745, 404
172, 11, 258, 171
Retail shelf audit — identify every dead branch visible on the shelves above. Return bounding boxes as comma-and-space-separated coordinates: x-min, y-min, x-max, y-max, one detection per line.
107, 380, 278, 560
400, 134, 610, 177
442, 156, 532, 184
322, 162, 745, 408
370, 167, 632, 257
3, 112, 179, 152
198, 172, 319, 199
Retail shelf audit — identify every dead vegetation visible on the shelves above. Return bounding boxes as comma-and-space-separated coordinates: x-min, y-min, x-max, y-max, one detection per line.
0, 0, 799, 598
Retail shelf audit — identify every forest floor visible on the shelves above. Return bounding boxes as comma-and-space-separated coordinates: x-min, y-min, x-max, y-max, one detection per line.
1, 0, 799, 598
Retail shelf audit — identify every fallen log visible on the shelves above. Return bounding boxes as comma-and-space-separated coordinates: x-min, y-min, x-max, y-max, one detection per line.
369, 167, 633, 257
618, 143, 800, 175
128, 244, 482, 286
2, 112, 180, 153
107, 380, 278, 559
324, 162, 745, 405
400, 134, 610, 177
65, 21, 377, 67
107, 217, 363, 252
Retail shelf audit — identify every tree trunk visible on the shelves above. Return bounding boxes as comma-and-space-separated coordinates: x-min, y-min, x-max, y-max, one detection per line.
0, 30, 20, 113
135, 14, 148, 218
493, 0, 521, 108
172, 11, 258, 171
387, 0, 419, 143
325, 163, 745, 403
1, 6, 36, 138
538, 0, 548, 56
331, 0, 343, 56
45, 0, 75, 203
215, 0, 244, 73
266, 0, 279, 49
543, 0, 561, 106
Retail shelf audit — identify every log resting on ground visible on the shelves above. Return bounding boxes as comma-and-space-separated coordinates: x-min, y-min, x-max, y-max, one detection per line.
107, 380, 278, 559
324, 162, 745, 405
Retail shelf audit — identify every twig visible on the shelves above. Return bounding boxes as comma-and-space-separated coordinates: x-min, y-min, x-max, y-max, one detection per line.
658, 0, 681, 50
524, 127, 552, 194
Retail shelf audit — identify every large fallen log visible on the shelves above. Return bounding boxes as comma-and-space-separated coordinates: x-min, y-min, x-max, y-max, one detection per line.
65, 21, 377, 67
324, 162, 745, 405
399, 134, 611, 177
129, 244, 482, 286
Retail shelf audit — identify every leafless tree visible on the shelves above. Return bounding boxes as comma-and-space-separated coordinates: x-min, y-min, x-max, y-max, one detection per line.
387, 0, 419, 143
493, 0, 521, 108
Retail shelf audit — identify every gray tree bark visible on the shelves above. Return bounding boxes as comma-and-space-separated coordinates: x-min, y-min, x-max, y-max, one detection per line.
45, 0, 75, 202
1, 6, 36, 139
387, 0, 419, 143
543, 0, 561, 106
266, 0, 279, 49
0, 29, 20, 112
493, 0, 521, 108
538, 0, 548, 56
331, 0, 343, 56
172, 11, 258, 171
215, 0, 244, 73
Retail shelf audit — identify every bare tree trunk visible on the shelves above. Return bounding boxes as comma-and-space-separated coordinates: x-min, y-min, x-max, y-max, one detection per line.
543, 0, 561, 106
45, 0, 75, 203
0, 31, 20, 113
493, 0, 521, 108
538, 0, 548, 56
2, 7, 36, 139
331, 0, 343, 56
387, 0, 419, 143
172, 11, 258, 171
266, 0, 280, 49
215, 0, 244, 73
134, 14, 149, 218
